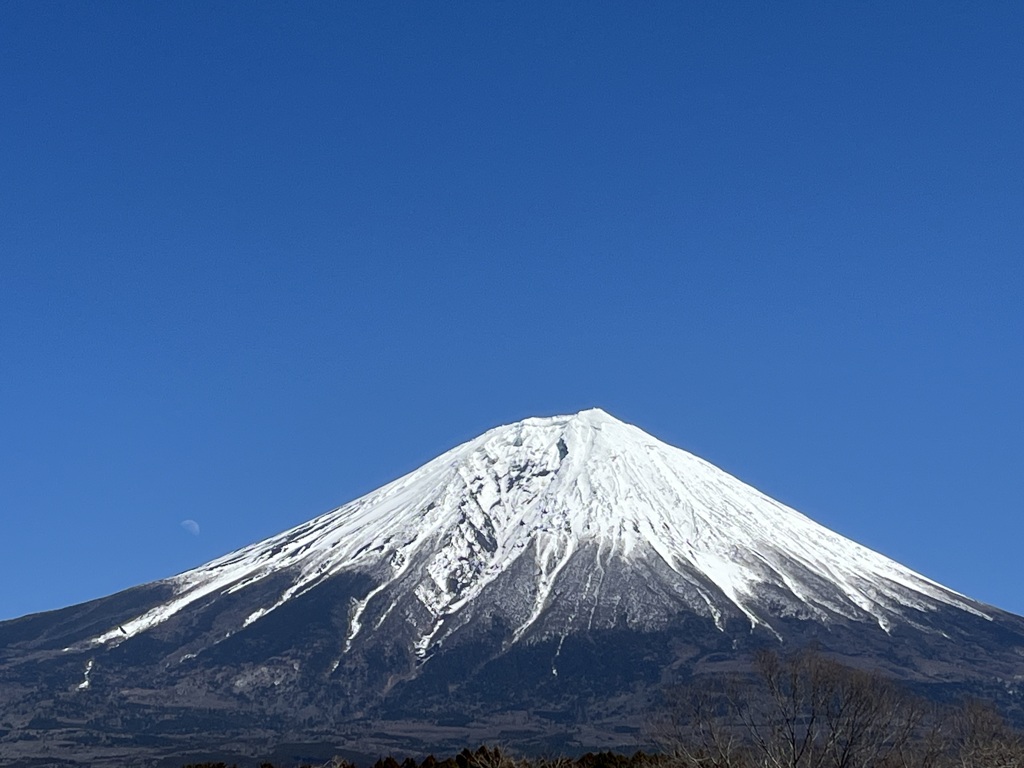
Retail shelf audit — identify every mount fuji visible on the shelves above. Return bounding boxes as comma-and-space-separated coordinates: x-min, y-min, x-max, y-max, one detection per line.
2, 409, 1023, 766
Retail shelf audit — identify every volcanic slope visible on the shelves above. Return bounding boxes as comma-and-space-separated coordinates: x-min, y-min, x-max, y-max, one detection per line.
2, 409, 1023, 765
73, 408, 987, 654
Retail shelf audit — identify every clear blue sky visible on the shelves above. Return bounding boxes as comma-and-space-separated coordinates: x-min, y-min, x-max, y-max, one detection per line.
2, 2, 1022, 621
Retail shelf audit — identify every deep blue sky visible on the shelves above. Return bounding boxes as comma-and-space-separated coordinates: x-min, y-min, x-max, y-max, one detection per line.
2, 2, 1022, 621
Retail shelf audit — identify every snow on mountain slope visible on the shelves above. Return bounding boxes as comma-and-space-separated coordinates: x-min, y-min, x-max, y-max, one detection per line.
82, 408, 987, 657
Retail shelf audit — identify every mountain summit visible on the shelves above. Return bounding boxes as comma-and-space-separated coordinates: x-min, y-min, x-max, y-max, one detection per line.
2, 410, 1022, 766
81, 408, 981, 658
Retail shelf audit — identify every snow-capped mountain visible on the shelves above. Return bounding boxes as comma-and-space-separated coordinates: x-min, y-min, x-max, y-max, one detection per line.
2, 409, 1022, 767
78, 408, 984, 657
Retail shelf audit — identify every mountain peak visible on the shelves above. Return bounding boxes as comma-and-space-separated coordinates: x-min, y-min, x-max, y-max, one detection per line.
512, 406, 626, 436
81, 410, 985, 656
11, 412, 1020, 767
491, 407, 652, 467
566, 406, 617, 422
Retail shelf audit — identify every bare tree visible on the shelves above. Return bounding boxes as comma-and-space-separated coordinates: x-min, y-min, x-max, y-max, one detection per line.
953, 698, 1024, 768
815, 656, 923, 768
656, 648, 929, 768
739, 649, 831, 768
653, 683, 749, 768
883, 700, 947, 768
